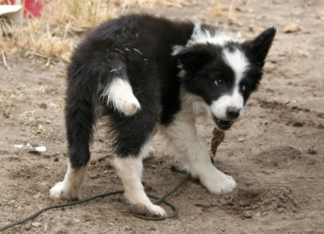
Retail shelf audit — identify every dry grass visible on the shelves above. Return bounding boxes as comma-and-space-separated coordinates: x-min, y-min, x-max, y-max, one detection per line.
1, 0, 116, 63
0, 0, 196, 64
0, 86, 18, 109
210, 0, 254, 19
210, 0, 237, 19
115, 0, 195, 9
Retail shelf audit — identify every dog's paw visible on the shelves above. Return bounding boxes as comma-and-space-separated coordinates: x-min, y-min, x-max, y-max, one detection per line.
132, 203, 167, 217
199, 168, 236, 195
50, 181, 80, 200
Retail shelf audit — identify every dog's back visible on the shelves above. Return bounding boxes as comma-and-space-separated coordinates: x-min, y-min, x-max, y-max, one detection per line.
65, 15, 195, 161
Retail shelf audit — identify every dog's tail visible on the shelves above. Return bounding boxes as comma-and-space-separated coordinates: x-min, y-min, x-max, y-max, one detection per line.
100, 75, 141, 116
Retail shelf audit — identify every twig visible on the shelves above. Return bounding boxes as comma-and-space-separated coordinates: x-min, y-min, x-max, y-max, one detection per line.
2, 50, 11, 71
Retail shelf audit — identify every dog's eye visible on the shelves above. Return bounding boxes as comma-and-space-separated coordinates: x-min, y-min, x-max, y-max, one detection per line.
241, 84, 250, 92
215, 79, 224, 86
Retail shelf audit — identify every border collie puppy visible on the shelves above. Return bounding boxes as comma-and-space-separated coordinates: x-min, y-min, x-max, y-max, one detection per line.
50, 14, 275, 216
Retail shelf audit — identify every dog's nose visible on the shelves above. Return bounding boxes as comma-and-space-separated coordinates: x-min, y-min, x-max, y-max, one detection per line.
226, 107, 241, 119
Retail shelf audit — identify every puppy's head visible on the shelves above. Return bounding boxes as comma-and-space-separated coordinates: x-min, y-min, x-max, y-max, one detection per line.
174, 27, 276, 131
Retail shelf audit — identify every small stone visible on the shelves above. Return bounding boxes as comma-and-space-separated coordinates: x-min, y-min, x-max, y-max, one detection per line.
248, 24, 255, 32
293, 122, 303, 127
219, 198, 228, 206
39, 103, 47, 109
239, 200, 250, 207
307, 146, 317, 155
317, 11, 324, 20
241, 211, 253, 219
32, 222, 41, 227
261, 211, 268, 217
295, 214, 306, 220
25, 223, 32, 230
90, 174, 100, 179
284, 23, 300, 33
35, 146, 46, 152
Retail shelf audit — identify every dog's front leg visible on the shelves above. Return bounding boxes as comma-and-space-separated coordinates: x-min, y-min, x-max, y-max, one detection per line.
163, 116, 236, 195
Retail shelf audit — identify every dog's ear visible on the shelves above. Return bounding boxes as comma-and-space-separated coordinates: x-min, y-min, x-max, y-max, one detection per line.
242, 27, 276, 67
173, 44, 214, 73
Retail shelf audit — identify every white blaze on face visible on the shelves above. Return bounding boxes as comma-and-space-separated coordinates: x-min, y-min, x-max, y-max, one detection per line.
210, 47, 250, 120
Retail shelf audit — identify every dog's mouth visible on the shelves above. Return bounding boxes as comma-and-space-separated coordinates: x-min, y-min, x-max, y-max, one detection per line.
213, 116, 233, 131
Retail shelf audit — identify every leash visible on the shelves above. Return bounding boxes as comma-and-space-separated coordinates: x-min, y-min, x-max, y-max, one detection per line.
0, 174, 190, 232
0, 128, 224, 231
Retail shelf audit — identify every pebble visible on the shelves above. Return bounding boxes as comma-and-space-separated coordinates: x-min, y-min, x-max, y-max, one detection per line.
284, 23, 300, 33
90, 174, 100, 179
25, 223, 32, 230
307, 146, 317, 155
241, 211, 253, 219
32, 222, 41, 227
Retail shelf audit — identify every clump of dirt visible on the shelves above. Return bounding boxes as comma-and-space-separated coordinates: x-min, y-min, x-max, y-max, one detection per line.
219, 187, 298, 217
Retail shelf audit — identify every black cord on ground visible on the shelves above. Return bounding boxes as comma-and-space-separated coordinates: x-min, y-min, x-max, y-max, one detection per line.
132, 173, 190, 221
0, 174, 190, 232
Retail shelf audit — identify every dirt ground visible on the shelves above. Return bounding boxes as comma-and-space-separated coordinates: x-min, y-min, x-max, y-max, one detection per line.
1, 0, 324, 233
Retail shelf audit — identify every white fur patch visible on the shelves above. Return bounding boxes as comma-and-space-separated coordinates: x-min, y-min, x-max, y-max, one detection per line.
160, 89, 236, 195
187, 22, 238, 47
101, 78, 140, 116
172, 22, 238, 57
50, 161, 89, 200
113, 141, 166, 216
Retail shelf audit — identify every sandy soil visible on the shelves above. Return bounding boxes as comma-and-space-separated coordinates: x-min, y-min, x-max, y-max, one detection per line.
1, 0, 324, 233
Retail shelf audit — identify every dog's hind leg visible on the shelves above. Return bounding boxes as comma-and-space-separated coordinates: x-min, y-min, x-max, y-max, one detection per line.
50, 161, 89, 200
50, 82, 95, 200
108, 99, 165, 216
113, 139, 166, 217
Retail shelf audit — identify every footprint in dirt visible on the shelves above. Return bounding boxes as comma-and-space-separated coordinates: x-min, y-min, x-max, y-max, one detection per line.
253, 146, 316, 169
